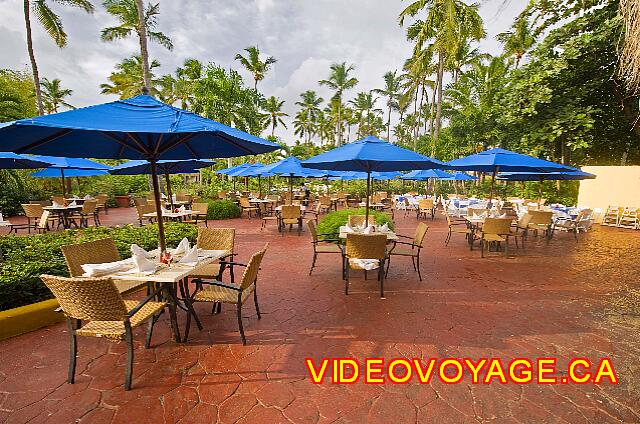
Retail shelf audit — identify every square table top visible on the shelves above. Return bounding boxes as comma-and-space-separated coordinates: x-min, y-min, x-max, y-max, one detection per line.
339, 230, 398, 241
143, 210, 200, 218
44, 205, 82, 211
275, 205, 306, 212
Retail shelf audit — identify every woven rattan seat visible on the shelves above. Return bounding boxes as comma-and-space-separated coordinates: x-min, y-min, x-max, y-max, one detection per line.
76, 300, 166, 339
189, 228, 234, 280
188, 245, 268, 345
316, 244, 342, 253
344, 233, 388, 297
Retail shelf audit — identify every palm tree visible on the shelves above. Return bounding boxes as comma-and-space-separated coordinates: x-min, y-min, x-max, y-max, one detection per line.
497, 17, 535, 68
101, 0, 173, 93
349, 91, 381, 138
234, 46, 277, 91
22, 0, 94, 115
319, 62, 358, 145
373, 71, 402, 141
100, 55, 161, 98
293, 110, 312, 142
295, 90, 323, 120
263, 96, 288, 137
448, 41, 490, 82
40, 78, 74, 113
400, 0, 485, 141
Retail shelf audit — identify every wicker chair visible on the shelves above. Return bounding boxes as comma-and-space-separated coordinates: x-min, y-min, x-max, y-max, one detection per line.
307, 219, 342, 275
445, 211, 471, 247
343, 233, 388, 298
134, 204, 155, 226
348, 215, 373, 228
280, 205, 302, 235
188, 244, 268, 344
70, 200, 100, 227
511, 213, 533, 248
96, 194, 109, 215
218, 191, 227, 200
184, 202, 209, 227
189, 228, 236, 290
417, 199, 435, 220
52, 196, 65, 205
527, 211, 554, 240
259, 203, 279, 231
552, 209, 592, 241
479, 218, 513, 258
239, 197, 258, 218
386, 222, 429, 281
40, 274, 167, 391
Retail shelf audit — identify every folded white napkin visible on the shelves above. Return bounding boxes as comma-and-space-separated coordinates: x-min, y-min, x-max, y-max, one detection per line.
131, 244, 154, 259
84, 194, 92, 200
344, 224, 355, 233
0, 212, 4, 222
378, 223, 389, 233
52, 201, 63, 208
133, 254, 157, 273
81, 259, 131, 277
68, 201, 77, 207
363, 225, 375, 234
174, 237, 190, 254
179, 246, 199, 266
349, 258, 379, 270
179, 205, 186, 212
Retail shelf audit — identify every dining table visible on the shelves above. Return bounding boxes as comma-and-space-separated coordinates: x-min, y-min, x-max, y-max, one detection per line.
274, 204, 306, 212
105, 248, 230, 343
144, 209, 200, 222
338, 226, 399, 241
44, 204, 82, 229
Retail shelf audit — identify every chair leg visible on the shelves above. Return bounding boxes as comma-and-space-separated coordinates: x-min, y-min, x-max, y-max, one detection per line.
345, 266, 350, 295
145, 316, 155, 349
445, 229, 451, 245
416, 254, 422, 281
66, 318, 77, 384
309, 252, 317, 275
254, 287, 261, 319
124, 323, 134, 391
379, 261, 385, 298
411, 256, 417, 271
385, 255, 391, 277
237, 302, 246, 345
481, 239, 485, 258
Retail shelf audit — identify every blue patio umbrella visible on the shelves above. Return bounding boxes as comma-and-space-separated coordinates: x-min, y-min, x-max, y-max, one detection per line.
328, 171, 401, 181
224, 163, 253, 177
302, 136, 444, 222
217, 163, 245, 175
27, 155, 111, 198
450, 171, 478, 181
261, 157, 327, 201
31, 168, 110, 178
497, 169, 596, 205
111, 159, 215, 209
0, 94, 279, 252
227, 163, 273, 196
446, 148, 570, 204
0, 152, 51, 169
401, 169, 454, 180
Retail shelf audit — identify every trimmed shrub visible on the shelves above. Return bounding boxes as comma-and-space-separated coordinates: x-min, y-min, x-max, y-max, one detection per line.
0, 223, 197, 311
316, 208, 394, 240
205, 199, 241, 220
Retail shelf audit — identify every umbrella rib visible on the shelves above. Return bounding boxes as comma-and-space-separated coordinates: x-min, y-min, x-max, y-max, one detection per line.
101, 132, 147, 156
158, 133, 199, 157
15, 129, 73, 154
214, 131, 256, 156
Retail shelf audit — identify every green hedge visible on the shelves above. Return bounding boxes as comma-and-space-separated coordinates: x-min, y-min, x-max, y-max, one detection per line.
205, 199, 241, 220
316, 208, 395, 240
0, 223, 197, 312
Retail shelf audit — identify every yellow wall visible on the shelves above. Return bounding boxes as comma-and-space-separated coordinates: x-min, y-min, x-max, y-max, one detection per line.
578, 166, 640, 221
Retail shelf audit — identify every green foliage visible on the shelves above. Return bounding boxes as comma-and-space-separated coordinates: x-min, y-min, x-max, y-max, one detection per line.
204, 199, 241, 220
316, 208, 395, 240
0, 69, 37, 122
0, 223, 197, 311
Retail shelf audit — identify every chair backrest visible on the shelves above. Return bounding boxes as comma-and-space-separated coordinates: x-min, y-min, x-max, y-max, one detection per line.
250, 192, 259, 199
61, 238, 121, 277
38, 210, 51, 229
197, 227, 235, 254
281, 205, 301, 220
52, 196, 65, 205
97, 194, 109, 203
482, 218, 513, 235
135, 203, 153, 219
82, 200, 97, 214
348, 215, 368, 227
218, 191, 227, 200
529, 210, 553, 225
22, 203, 43, 218
40, 274, 127, 321
346, 234, 387, 260
517, 213, 533, 228
413, 222, 429, 247
419, 199, 434, 210
239, 197, 251, 208
240, 244, 268, 290
306, 219, 318, 242
467, 208, 485, 217
176, 193, 190, 202
133, 197, 148, 207
319, 196, 331, 206
192, 202, 209, 215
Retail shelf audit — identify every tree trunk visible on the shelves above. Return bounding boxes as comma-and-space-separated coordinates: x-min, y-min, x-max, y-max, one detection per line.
416, 84, 425, 139
433, 51, 445, 145
428, 83, 436, 135
387, 105, 391, 142
337, 98, 342, 145
135, 0, 151, 93
24, 0, 44, 115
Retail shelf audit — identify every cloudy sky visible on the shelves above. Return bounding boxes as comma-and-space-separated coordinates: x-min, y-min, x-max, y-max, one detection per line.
0, 0, 525, 141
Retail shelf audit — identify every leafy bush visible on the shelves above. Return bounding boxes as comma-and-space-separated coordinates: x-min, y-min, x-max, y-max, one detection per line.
316, 208, 394, 239
0, 223, 197, 311
205, 199, 241, 220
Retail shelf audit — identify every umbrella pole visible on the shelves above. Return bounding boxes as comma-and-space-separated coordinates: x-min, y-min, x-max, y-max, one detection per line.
60, 169, 66, 199
538, 178, 543, 208
245, 177, 249, 192
150, 161, 167, 253
258, 176, 262, 197
365, 171, 371, 225
488, 167, 498, 208
165, 173, 175, 210
289, 175, 293, 204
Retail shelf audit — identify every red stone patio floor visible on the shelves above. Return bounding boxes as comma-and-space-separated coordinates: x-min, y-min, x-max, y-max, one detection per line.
0, 207, 639, 423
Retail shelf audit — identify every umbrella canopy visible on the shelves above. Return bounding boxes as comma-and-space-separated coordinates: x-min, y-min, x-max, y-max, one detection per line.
328, 171, 401, 181
231, 163, 273, 177
446, 148, 569, 204
302, 136, 445, 172
450, 171, 478, 181
401, 169, 453, 180
110, 159, 214, 175
261, 157, 326, 202
497, 169, 596, 181
225, 163, 253, 177
0, 152, 52, 169
0, 94, 279, 252
302, 136, 444, 221
31, 168, 110, 178
446, 148, 569, 173
217, 163, 247, 175
27, 155, 111, 197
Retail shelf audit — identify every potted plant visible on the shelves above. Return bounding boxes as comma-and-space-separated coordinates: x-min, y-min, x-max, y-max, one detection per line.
112, 180, 132, 208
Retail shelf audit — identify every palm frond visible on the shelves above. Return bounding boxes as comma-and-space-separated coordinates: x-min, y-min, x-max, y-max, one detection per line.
33, 1, 66, 47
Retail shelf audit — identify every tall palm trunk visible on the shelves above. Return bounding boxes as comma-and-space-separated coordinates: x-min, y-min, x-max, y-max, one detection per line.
433, 50, 445, 146
386, 104, 392, 142
336, 98, 342, 145
416, 84, 424, 139
135, 0, 151, 93
23, 0, 44, 115
428, 84, 436, 134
